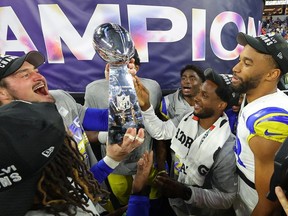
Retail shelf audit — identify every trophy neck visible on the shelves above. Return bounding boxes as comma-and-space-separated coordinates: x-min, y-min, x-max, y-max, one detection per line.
109, 64, 129, 76
109, 61, 128, 67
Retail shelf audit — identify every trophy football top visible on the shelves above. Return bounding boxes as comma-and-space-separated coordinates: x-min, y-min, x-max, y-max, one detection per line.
93, 23, 135, 65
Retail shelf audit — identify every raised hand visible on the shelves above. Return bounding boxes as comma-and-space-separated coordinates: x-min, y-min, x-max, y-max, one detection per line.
133, 76, 151, 111
127, 58, 137, 76
132, 151, 154, 193
106, 128, 145, 162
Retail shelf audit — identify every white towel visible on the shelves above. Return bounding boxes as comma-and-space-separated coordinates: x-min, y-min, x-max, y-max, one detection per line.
171, 111, 231, 186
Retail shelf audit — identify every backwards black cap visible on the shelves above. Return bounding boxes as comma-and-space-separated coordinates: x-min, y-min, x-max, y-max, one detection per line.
204, 68, 238, 106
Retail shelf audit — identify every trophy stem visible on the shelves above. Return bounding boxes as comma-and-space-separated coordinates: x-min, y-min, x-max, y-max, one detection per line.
108, 65, 144, 144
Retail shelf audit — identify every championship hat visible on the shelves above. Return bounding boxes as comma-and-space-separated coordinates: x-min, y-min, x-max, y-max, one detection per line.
0, 101, 65, 216
237, 32, 288, 75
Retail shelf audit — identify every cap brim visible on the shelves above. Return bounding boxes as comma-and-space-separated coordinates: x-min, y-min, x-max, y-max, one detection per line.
25, 51, 45, 69
236, 32, 268, 54
3, 51, 45, 78
0, 174, 40, 216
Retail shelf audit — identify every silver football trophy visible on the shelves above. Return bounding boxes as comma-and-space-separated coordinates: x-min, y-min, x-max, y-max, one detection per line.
93, 23, 144, 144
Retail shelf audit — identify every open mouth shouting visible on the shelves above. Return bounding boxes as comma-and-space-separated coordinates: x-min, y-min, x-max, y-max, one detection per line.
33, 82, 49, 96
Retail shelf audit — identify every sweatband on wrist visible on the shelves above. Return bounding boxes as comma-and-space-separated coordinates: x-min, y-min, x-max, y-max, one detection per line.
90, 159, 114, 183
98, 132, 108, 144
103, 155, 120, 169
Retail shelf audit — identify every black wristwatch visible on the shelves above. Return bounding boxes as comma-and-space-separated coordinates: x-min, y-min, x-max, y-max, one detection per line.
183, 187, 192, 200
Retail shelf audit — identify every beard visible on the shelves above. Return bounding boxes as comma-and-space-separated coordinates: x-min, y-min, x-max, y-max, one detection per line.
231, 74, 261, 94
194, 107, 215, 119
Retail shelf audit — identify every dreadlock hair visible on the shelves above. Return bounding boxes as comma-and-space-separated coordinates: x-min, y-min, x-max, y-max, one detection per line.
32, 134, 109, 216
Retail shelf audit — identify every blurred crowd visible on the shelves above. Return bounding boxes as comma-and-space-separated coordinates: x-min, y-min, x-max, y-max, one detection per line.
262, 15, 288, 41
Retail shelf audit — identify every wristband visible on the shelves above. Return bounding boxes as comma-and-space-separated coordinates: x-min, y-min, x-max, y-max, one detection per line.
103, 155, 120, 169
183, 187, 192, 200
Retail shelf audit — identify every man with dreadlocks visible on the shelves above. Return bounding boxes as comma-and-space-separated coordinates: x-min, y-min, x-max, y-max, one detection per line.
0, 101, 152, 216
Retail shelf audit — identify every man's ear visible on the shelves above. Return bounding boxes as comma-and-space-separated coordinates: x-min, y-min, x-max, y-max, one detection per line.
218, 101, 228, 111
267, 68, 281, 81
135, 65, 140, 72
0, 88, 9, 100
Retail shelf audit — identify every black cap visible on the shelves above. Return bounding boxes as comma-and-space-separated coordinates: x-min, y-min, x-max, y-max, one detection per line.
204, 68, 236, 106
237, 33, 288, 75
0, 51, 45, 79
0, 101, 65, 216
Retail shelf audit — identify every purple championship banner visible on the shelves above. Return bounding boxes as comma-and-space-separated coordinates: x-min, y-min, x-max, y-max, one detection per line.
0, 0, 264, 92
